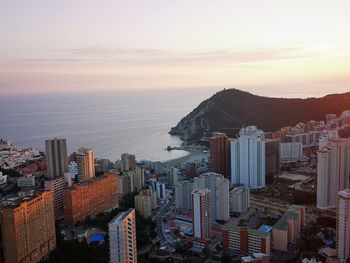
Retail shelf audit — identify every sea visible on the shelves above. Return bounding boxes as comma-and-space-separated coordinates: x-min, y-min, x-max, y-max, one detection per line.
0, 86, 345, 162
0, 88, 220, 162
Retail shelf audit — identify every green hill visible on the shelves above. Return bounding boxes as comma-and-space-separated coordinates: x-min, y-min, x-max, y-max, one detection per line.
169, 88, 350, 144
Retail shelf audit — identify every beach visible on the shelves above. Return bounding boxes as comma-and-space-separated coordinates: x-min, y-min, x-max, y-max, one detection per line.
162, 147, 209, 167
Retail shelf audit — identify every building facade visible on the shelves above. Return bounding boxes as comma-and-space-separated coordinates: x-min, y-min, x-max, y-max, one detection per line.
1, 191, 56, 263
337, 189, 350, 263
63, 173, 118, 226
76, 147, 95, 183
230, 185, 250, 213
280, 142, 303, 163
222, 225, 271, 255
210, 132, 231, 178
317, 140, 349, 209
156, 182, 166, 200
44, 176, 67, 220
231, 126, 266, 189
45, 138, 68, 178
265, 138, 280, 181
272, 205, 305, 252
192, 188, 211, 240
175, 180, 193, 211
121, 153, 137, 172
109, 208, 137, 263
193, 172, 230, 222
134, 187, 156, 218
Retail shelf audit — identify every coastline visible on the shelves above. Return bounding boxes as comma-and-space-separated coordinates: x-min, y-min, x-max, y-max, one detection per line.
162, 147, 208, 167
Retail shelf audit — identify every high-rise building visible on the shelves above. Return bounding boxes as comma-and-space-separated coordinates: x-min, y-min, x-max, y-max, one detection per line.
135, 187, 156, 218
230, 185, 250, 213
156, 182, 166, 200
1, 191, 56, 263
131, 167, 144, 191
121, 153, 137, 172
118, 173, 132, 196
109, 208, 137, 263
168, 167, 180, 187
210, 132, 231, 178
317, 140, 349, 209
175, 180, 193, 211
76, 147, 95, 183
45, 138, 68, 178
193, 172, 230, 222
192, 188, 211, 240
264, 138, 280, 182
280, 142, 303, 163
231, 126, 266, 189
336, 189, 350, 263
149, 178, 157, 191
63, 173, 118, 226
44, 176, 67, 220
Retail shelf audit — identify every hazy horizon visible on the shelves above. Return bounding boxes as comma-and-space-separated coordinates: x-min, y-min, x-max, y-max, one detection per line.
1, 0, 350, 97
0, 85, 349, 99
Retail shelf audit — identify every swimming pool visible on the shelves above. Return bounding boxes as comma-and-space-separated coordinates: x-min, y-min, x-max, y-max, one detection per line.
87, 233, 105, 243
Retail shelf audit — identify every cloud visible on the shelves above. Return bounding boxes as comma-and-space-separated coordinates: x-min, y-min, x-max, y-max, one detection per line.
0, 47, 315, 68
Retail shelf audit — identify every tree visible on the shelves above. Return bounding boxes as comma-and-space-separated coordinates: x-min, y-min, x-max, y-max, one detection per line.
202, 246, 211, 259
175, 241, 184, 253
221, 252, 231, 263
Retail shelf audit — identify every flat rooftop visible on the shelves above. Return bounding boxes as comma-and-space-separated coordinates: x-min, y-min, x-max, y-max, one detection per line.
109, 208, 134, 225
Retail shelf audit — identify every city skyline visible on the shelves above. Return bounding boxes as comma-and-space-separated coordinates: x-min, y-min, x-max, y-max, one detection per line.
1, 0, 350, 96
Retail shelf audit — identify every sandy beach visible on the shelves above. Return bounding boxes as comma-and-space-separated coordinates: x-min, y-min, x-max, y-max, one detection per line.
162, 148, 209, 167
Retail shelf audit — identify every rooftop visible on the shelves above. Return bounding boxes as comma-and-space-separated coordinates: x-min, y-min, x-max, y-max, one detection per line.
109, 208, 134, 225
338, 189, 350, 198
223, 224, 270, 238
273, 210, 299, 230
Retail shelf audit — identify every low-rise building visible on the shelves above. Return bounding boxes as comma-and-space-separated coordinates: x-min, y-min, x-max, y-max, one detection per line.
17, 174, 35, 188
272, 205, 305, 252
241, 253, 270, 263
222, 225, 271, 255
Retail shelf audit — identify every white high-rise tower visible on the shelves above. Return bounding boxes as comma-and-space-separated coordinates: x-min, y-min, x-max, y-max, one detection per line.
231, 126, 266, 189
317, 140, 349, 209
337, 189, 350, 263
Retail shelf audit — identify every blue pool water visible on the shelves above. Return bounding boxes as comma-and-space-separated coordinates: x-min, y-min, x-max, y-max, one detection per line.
259, 225, 273, 233
87, 233, 105, 243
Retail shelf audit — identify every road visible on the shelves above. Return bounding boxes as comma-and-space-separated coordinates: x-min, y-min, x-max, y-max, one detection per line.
156, 198, 176, 249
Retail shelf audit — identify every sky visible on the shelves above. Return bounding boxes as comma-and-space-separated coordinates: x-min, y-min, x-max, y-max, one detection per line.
1, 0, 350, 97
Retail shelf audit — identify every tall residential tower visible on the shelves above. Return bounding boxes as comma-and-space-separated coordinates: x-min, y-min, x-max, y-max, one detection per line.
231, 126, 266, 189
45, 138, 68, 178
210, 132, 231, 178
337, 189, 350, 263
192, 188, 211, 240
109, 208, 137, 263
317, 140, 349, 209
76, 147, 95, 183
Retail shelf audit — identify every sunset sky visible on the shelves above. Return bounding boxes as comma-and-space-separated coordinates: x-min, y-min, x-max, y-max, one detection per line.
1, 0, 350, 97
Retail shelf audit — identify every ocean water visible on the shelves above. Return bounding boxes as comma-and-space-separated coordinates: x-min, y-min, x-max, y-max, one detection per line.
0, 86, 345, 162
0, 88, 218, 162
